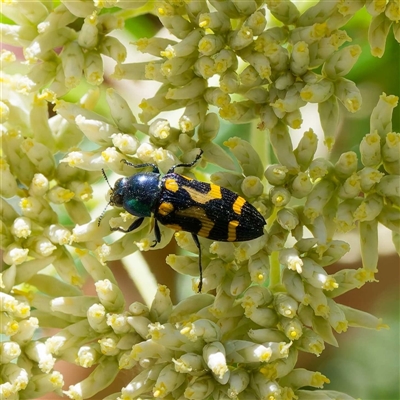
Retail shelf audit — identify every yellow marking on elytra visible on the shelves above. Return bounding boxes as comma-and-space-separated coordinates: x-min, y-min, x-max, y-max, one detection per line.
209, 183, 222, 200
227, 220, 239, 241
233, 196, 246, 215
165, 178, 179, 192
181, 175, 193, 181
182, 186, 209, 204
176, 207, 214, 238
159, 202, 174, 216
166, 223, 182, 231
182, 184, 221, 204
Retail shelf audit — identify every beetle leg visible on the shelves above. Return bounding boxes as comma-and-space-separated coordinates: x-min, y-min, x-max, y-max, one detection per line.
168, 149, 203, 174
150, 220, 161, 248
191, 233, 203, 293
111, 217, 144, 233
120, 159, 159, 173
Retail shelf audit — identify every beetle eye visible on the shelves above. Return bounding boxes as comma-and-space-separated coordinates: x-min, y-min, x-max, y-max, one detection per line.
111, 193, 123, 207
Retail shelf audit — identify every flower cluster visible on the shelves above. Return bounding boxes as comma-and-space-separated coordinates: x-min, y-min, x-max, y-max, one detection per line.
1, 1, 399, 399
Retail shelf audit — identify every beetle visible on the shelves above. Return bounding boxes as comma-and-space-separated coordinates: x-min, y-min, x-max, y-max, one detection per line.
99, 150, 266, 292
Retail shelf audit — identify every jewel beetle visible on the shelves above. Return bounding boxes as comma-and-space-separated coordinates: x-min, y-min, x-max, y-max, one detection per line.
99, 150, 266, 292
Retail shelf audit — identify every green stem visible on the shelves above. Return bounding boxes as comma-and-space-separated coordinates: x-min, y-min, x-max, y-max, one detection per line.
269, 250, 281, 288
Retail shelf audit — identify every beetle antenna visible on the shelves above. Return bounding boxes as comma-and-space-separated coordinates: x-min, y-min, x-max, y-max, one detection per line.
102, 169, 113, 191
97, 202, 110, 227
98, 169, 113, 227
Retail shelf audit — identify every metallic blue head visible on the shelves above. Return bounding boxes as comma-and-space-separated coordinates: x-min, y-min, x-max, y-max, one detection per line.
110, 172, 161, 217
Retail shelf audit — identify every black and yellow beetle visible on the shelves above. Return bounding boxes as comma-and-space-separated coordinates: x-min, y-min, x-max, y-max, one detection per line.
99, 150, 266, 292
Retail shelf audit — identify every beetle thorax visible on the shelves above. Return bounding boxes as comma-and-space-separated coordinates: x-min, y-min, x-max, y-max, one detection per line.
113, 172, 161, 218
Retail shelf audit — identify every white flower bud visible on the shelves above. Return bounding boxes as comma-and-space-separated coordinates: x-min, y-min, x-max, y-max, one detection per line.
301, 79, 334, 103
277, 208, 300, 231
269, 124, 300, 172
326, 298, 348, 333
270, 186, 291, 207
44, 224, 71, 245
179, 104, 203, 133
354, 193, 383, 222
386, 2, 400, 22
368, 13, 392, 57
166, 78, 206, 101
297, 327, 325, 355
241, 176, 263, 198
47, 186, 74, 204
339, 303, 388, 330
100, 35, 126, 63
87, 303, 108, 333
376, 175, 400, 206
229, 25, 254, 50
291, 41, 310, 76
153, 363, 186, 397
181, 319, 220, 343
136, 143, 156, 162
105, 88, 137, 134
0, 341, 21, 363
198, 34, 224, 56
265, 164, 289, 186
83, 51, 103, 85
323, 45, 361, 78
319, 96, 339, 150
240, 65, 263, 87
291, 172, 313, 198
75, 115, 117, 146
304, 284, 330, 318
31, 236, 57, 257
280, 368, 329, 389
360, 131, 382, 167
338, 173, 361, 199
244, 52, 272, 81
280, 316, 303, 341
304, 180, 335, 222
358, 167, 384, 192
225, 340, 272, 363
76, 344, 100, 368
25, 341, 55, 373
183, 375, 214, 399
203, 342, 229, 384
173, 353, 203, 373
61, 41, 84, 88
11, 217, 32, 239
20, 138, 55, 176
0, 364, 29, 395
274, 293, 299, 318
334, 199, 360, 232
65, 358, 119, 400
302, 258, 338, 291
334, 77, 362, 113
29, 173, 49, 196
98, 336, 119, 356
248, 252, 270, 285
3, 244, 29, 266
0, 158, 17, 198
95, 279, 124, 312
12, 317, 39, 345
334, 151, 358, 178
282, 268, 307, 304
382, 131, 400, 166
291, 23, 328, 45
78, 13, 98, 49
